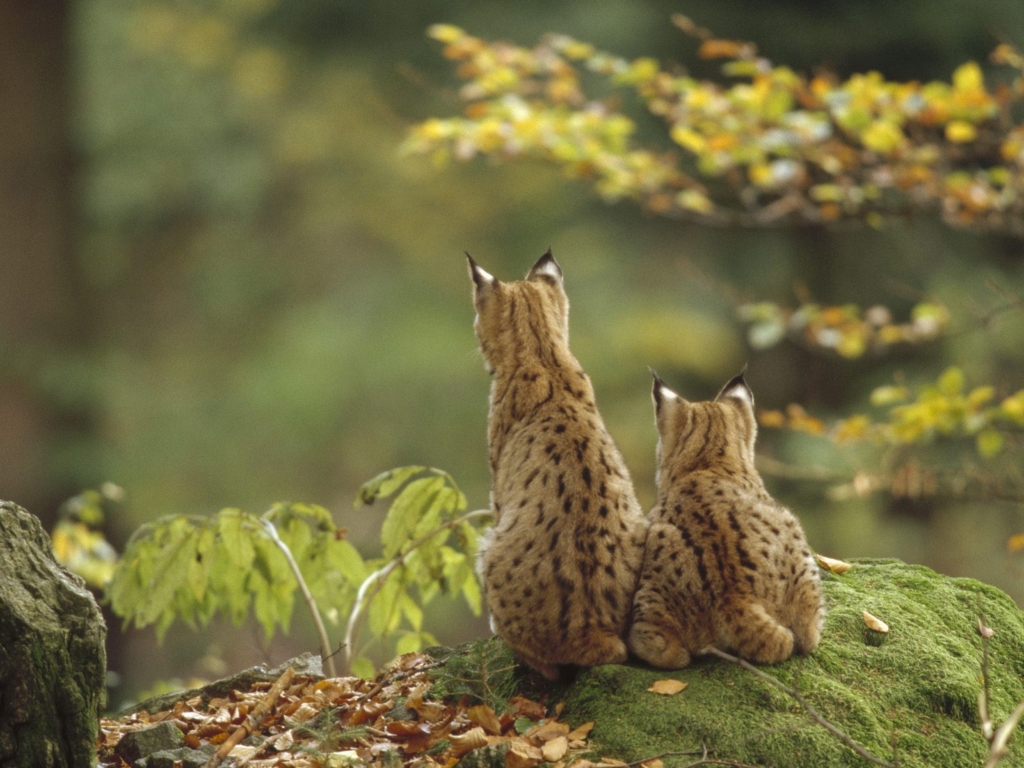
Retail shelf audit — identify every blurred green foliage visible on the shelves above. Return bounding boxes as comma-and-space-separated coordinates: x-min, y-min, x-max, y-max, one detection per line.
5, 0, 1017, 701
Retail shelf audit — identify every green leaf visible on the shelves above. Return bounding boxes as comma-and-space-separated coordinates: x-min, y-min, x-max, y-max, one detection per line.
400, 591, 424, 632
395, 631, 422, 656
327, 539, 368, 585
350, 656, 376, 680
218, 511, 255, 569
355, 466, 427, 507
380, 476, 446, 558
369, 570, 405, 637
140, 522, 198, 631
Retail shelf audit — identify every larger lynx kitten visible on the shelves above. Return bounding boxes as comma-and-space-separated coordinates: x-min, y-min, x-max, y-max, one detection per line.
628, 371, 824, 668
468, 250, 647, 680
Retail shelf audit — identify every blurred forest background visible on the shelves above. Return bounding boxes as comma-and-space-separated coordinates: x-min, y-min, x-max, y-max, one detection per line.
4, 0, 1024, 707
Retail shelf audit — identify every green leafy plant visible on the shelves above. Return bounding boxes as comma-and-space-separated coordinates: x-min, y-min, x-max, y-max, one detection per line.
106, 466, 491, 678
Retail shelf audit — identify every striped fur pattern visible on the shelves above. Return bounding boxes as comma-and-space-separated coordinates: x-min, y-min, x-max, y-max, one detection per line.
628, 372, 824, 668
469, 250, 647, 679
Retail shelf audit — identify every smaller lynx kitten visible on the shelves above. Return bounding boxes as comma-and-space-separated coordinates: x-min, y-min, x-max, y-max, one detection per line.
469, 251, 647, 680
628, 371, 824, 668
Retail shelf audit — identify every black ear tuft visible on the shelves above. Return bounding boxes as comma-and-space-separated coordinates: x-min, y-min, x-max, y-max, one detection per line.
650, 368, 673, 409
717, 369, 753, 407
527, 249, 563, 282
467, 252, 497, 291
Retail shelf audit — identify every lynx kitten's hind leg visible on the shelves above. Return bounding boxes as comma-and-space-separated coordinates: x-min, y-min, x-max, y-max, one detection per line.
628, 619, 692, 669
574, 632, 630, 668
789, 578, 824, 655
720, 599, 794, 665
518, 655, 562, 681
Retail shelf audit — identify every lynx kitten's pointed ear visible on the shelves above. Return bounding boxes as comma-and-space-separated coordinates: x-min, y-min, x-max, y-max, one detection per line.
717, 370, 754, 408
650, 368, 680, 411
527, 248, 563, 282
466, 252, 497, 294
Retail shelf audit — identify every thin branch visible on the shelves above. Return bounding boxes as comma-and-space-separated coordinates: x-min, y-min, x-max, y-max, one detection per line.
978, 618, 1024, 767
623, 743, 760, 768
706, 647, 898, 768
260, 517, 337, 678
343, 508, 492, 672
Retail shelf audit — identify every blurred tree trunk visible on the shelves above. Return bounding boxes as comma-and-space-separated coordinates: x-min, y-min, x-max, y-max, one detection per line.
0, 0, 92, 524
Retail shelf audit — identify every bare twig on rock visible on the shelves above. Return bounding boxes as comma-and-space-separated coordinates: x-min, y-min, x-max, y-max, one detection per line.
978, 617, 1024, 767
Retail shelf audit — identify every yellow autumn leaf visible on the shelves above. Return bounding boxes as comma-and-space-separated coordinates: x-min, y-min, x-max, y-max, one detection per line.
816, 554, 852, 574
863, 611, 889, 633
952, 61, 984, 92
945, 120, 977, 143
648, 679, 688, 695
861, 120, 905, 154
670, 126, 706, 153
749, 162, 773, 187
758, 409, 786, 428
677, 189, 714, 213
427, 24, 465, 44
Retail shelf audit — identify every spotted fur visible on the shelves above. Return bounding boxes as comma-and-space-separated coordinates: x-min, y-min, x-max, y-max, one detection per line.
628, 372, 824, 668
469, 250, 647, 679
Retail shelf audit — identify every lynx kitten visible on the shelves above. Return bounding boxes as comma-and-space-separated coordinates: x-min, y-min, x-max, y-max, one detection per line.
628, 371, 824, 668
468, 250, 647, 680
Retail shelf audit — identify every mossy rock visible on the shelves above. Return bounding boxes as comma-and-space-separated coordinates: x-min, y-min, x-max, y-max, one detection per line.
563, 558, 1024, 767
439, 558, 1024, 767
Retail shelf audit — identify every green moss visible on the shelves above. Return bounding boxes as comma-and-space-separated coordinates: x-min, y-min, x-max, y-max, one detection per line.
556, 559, 1024, 767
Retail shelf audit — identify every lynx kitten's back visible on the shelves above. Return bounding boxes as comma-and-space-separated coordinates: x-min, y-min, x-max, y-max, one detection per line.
629, 372, 824, 668
469, 251, 647, 680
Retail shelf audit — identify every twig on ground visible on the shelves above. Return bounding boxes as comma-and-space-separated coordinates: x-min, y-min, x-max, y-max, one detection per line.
201, 666, 295, 768
622, 742, 760, 767
706, 648, 898, 768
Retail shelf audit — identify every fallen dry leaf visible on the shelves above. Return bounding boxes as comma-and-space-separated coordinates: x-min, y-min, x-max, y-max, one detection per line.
96, 653, 590, 768
647, 679, 688, 695
466, 704, 502, 735
816, 554, 852, 574
506, 741, 545, 768
449, 726, 489, 757
863, 610, 889, 633
640, 760, 664, 768
542, 736, 569, 762
978, 618, 995, 639
566, 722, 595, 740
509, 696, 547, 721
526, 720, 570, 743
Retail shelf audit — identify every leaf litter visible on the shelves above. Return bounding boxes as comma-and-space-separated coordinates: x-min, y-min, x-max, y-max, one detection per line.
98, 652, 607, 768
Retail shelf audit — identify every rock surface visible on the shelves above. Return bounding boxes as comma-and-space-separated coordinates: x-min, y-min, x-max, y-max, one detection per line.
117, 651, 324, 716
0, 501, 108, 768
431, 558, 1024, 767
555, 558, 1024, 767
